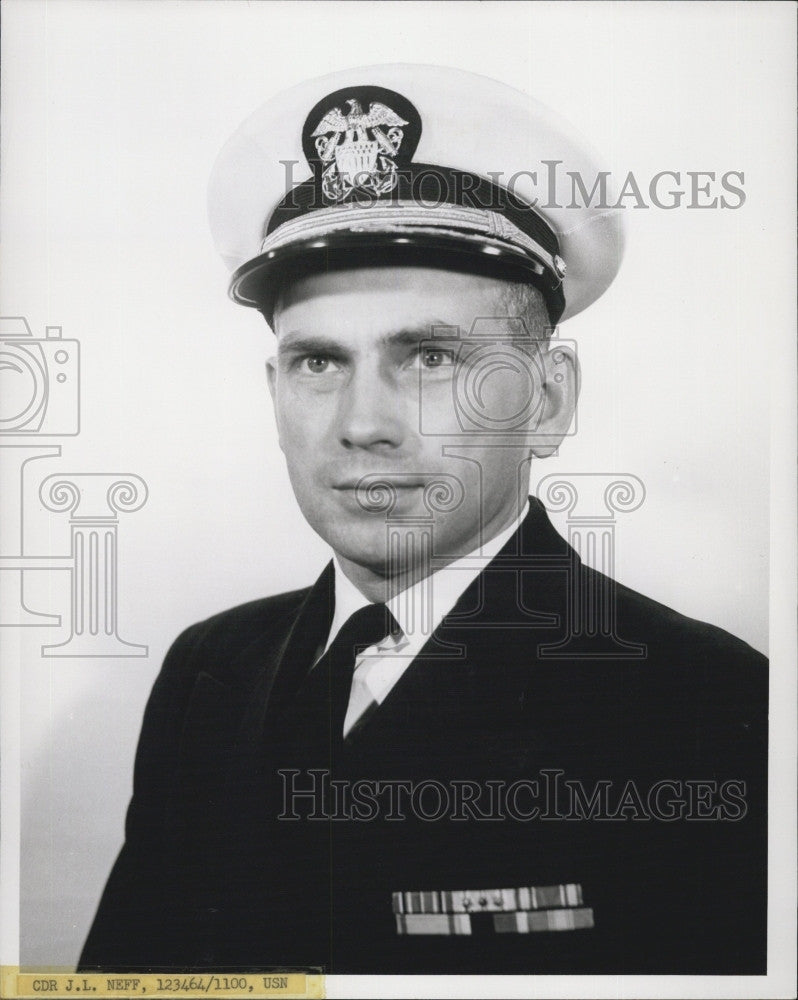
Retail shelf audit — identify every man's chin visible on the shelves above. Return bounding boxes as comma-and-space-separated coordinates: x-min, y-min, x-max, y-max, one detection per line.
325, 529, 393, 576
302, 489, 461, 577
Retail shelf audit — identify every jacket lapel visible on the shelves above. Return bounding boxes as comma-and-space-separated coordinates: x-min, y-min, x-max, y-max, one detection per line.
176, 562, 335, 769
236, 561, 335, 747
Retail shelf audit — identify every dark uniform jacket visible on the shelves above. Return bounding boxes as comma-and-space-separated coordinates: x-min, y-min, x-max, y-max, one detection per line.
79, 499, 767, 975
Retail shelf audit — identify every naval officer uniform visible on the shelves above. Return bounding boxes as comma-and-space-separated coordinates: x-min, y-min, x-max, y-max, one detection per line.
79, 64, 767, 975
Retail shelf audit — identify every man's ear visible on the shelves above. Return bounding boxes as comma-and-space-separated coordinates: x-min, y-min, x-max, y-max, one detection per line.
529, 342, 580, 458
265, 356, 277, 400
265, 356, 283, 449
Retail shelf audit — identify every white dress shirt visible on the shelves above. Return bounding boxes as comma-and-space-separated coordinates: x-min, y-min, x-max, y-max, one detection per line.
318, 502, 529, 739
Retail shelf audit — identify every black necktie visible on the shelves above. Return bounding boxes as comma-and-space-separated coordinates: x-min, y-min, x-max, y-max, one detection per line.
295, 603, 400, 741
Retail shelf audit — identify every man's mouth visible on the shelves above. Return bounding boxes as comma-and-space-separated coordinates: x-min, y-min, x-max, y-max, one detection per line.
331, 478, 426, 491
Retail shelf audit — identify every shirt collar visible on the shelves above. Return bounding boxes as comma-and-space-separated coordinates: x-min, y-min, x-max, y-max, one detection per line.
326, 499, 529, 653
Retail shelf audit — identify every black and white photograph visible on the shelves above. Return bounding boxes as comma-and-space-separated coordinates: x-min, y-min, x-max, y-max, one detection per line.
0, 2, 795, 998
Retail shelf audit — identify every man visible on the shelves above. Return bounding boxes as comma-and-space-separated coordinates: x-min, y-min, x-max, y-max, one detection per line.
79, 65, 767, 975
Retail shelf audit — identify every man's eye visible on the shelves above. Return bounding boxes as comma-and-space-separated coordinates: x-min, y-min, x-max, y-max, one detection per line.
302, 356, 338, 374
420, 348, 456, 368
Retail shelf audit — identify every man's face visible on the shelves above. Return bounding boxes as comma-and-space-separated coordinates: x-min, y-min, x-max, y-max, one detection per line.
267, 265, 576, 585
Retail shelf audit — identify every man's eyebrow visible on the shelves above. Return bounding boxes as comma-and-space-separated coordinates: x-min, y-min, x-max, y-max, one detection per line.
276, 333, 347, 356
387, 322, 459, 345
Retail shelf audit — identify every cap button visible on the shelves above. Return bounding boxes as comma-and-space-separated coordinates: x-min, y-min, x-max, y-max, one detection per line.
554, 254, 567, 279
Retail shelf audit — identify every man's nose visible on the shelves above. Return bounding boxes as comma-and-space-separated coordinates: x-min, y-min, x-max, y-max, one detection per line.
336, 366, 404, 451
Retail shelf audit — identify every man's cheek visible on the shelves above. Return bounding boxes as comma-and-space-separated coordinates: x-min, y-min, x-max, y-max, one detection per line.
418, 382, 461, 435
277, 397, 312, 446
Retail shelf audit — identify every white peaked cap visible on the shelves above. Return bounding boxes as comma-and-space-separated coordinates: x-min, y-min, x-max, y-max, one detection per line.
208, 64, 625, 325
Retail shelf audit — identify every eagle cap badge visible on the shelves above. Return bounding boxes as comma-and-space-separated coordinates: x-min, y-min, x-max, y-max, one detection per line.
302, 86, 422, 203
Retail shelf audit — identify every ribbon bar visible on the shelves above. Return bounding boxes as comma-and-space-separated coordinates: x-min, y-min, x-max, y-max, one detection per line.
392, 883, 584, 915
